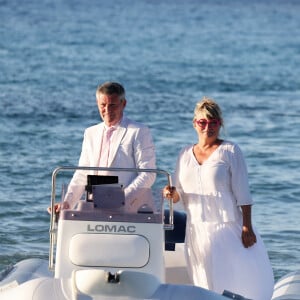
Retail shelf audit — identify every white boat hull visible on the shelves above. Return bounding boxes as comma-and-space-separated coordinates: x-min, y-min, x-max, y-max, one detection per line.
2, 258, 300, 299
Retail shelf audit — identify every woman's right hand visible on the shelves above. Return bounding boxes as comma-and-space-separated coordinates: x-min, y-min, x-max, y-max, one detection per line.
163, 186, 180, 202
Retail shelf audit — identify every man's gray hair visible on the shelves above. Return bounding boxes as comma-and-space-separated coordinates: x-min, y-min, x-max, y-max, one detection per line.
96, 81, 126, 101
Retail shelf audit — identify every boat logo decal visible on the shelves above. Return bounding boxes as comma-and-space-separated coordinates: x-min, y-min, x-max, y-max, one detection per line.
87, 224, 136, 233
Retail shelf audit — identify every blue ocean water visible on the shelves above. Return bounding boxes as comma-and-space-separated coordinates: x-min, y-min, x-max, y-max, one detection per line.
0, 0, 299, 284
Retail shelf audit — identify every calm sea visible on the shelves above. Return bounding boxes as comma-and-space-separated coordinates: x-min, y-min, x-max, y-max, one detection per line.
0, 0, 299, 283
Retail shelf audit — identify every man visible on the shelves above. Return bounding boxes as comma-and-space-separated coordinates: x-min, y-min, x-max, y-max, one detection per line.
50, 81, 156, 213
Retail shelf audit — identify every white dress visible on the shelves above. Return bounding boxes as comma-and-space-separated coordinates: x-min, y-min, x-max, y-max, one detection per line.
173, 141, 274, 300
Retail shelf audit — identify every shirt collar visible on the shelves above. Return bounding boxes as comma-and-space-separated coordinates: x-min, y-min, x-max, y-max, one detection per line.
103, 118, 122, 131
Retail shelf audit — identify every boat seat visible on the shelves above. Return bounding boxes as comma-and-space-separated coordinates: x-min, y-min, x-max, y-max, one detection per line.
164, 210, 186, 251
69, 233, 150, 268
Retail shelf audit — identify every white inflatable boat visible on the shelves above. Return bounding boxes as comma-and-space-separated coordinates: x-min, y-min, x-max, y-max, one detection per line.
0, 166, 299, 300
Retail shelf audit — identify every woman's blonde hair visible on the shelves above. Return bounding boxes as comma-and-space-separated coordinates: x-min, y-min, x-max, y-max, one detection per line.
193, 97, 223, 126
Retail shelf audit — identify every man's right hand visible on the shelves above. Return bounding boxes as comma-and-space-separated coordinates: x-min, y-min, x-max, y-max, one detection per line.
47, 201, 70, 214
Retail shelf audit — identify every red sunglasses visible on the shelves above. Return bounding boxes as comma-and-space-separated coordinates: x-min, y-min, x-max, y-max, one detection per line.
195, 118, 221, 129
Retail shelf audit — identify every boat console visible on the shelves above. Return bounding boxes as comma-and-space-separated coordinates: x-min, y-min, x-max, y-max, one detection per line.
50, 167, 174, 298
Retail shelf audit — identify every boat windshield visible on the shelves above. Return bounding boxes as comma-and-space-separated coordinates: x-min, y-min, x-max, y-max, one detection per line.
58, 184, 164, 224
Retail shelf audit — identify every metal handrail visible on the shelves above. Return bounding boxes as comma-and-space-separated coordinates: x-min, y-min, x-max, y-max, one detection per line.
49, 166, 174, 270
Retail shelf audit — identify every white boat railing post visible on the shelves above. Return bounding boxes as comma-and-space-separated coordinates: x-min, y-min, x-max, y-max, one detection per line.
49, 167, 62, 271
164, 173, 174, 231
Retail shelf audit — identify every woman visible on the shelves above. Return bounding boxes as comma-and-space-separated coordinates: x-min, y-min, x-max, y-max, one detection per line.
164, 97, 274, 299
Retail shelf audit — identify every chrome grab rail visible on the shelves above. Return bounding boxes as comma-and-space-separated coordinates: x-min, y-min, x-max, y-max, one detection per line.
49, 166, 174, 271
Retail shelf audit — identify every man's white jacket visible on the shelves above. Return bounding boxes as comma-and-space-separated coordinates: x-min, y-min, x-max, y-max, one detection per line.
65, 116, 156, 210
